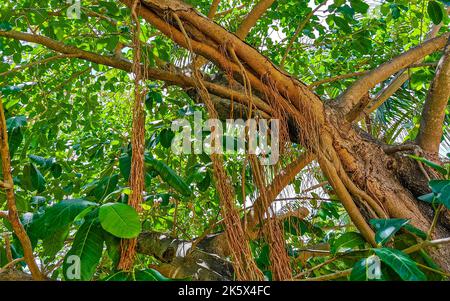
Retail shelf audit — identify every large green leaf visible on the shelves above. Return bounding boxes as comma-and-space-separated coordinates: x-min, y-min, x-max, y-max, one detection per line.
119, 153, 131, 181
30, 199, 97, 239
103, 231, 121, 266
63, 218, 104, 281
370, 218, 409, 245
42, 225, 70, 259
21, 163, 46, 193
159, 129, 175, 148
99, 203, 141, 238
145, 155, 192, 197
85, 174, 119, 201
408, 155, 447, 175
429, 180, 450, 209
6, 115, 26, 158
427, 0, 444, 24
373, 248, 426, 281
135, 269, 172, 281
350, 0, 369, 13
331, 232, 366, 254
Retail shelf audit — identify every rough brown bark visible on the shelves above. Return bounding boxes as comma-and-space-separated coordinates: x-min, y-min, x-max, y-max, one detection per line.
121, 0, 450, 272
416, 37, 450, 156
1, 0, 449, 278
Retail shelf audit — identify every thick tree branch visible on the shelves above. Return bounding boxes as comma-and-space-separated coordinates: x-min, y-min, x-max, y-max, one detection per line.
207, 0, 221, 18
356, 21, 446, 119
336, 33, 450, 118
416, 36, 450, 155
0, 30, 272, 115
235, 0, 276, 40
0, 98, 44, 280
134, 0, 325, 125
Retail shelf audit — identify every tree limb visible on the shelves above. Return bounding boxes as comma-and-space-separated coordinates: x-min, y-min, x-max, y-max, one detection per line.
416, 36, 450, 155
0, 97, 44, 280
235, 0, 276, 40
207, 0, 221, 18
336, 33, 450, 118
357, 20, 446, 120
0, 30, 272, 115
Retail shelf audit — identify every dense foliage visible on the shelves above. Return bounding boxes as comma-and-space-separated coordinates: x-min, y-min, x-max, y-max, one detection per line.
0, 0, 449, 281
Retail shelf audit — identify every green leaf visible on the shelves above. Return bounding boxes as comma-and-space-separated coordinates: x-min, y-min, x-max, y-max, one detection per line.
408, 155, 447, 175
119, 153, 131, 181
159, 129, 175, 148
51, 163, 62, 178
197, 172, 211, 192
332, 15, 352, 33
99, 203, 141, 238
145, 155, 192, 197
63, 218, 104, 281
135, 269, 172, 281
427, 0, 444, 25
373, 248, 426, 281
6, 115, 26, 158
103, 271, 131, 281
103, 231, 121, 266
350, 0, 369, 13
331, 232, 366, 254
418, 192, 435, 203
429, 180, 450, 209
30, 199, 97, 239
86, 174, 119, 201
370, 218, 409, 245
403, 224, 427, 240
42, 226, 70, 259
145, 90, 163, 111
21, 163, 46, 193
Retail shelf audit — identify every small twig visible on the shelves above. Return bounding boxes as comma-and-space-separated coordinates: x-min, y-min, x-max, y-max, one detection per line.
0, 53, 79, 77
0, 257, 24, 273
402, 237, 450, 254
381, 143, 419, 155
427, 204, 444, 239
274, 196, 338, 202
295, 268, 352, 281
294, 255, 342, 279
415, 262, 450, 278
302, 181, 328, 193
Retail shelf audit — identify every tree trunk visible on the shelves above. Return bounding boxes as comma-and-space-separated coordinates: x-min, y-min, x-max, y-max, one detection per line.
324, 112, 450, 271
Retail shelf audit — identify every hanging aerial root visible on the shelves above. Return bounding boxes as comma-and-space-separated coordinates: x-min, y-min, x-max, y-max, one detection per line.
172, 12, 263, 280
118, 0, 147, 271
250, 155, 292, 280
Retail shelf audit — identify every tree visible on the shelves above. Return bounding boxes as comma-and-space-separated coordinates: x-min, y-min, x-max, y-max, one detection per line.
0, 0, 449, 281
